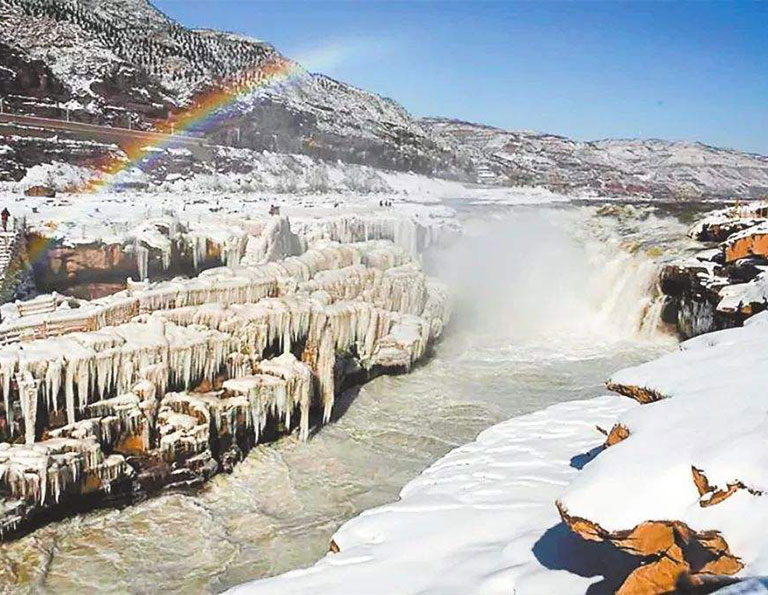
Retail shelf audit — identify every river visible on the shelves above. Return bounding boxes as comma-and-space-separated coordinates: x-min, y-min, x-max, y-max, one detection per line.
0, 201, 699, 593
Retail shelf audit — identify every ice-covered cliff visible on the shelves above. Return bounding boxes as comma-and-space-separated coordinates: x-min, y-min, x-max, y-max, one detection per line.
0, 214, 452, 537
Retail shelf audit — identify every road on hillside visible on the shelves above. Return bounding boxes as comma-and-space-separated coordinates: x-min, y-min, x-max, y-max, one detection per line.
0, 113, 206, 147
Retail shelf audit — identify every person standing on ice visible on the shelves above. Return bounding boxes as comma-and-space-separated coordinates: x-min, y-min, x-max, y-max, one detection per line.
1, 208, 9, 231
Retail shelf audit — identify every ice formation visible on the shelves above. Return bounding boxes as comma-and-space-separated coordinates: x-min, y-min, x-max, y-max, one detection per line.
0, 215, 451, 535
291, 213, 454, 257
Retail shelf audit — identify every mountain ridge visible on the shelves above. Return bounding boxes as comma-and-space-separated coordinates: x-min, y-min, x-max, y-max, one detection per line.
1, 0, 767, 199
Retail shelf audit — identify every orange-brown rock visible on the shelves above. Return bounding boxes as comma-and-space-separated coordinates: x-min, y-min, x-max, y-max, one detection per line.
700, 482, 742, 508
691, 466, 712, 497
82, 472, 105, 494
24, 185, 55, 197
690, 467, 763, 508
329, 539, 340, 553
555, 501, 604, 542
613, 522, 676, 557
697, 532, 732, 555
617, 545, 689, 595
698, 553, 743, 575
724, 230, 768, 263
193, 378, 214, 393
605, 423, 630, 447
558, 500, 744, 593
116, 431, 150, 455
606, 381, 666, 404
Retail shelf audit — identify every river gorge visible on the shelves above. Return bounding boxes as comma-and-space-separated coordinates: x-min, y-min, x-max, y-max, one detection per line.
0, 199, 708, 593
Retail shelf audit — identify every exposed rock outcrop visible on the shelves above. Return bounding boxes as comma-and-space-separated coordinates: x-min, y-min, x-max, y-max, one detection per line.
559, 309, 768, 593
660, 202, 768, 338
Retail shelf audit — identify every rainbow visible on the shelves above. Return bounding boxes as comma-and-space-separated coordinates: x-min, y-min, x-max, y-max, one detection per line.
83, 56, 303, 193
20, 57, 303, 273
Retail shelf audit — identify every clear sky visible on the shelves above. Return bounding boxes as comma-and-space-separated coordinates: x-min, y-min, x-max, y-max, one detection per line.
154, 0, 768, 154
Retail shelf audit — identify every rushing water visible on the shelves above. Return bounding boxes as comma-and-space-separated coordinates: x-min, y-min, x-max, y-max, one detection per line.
0, 202, 692, 594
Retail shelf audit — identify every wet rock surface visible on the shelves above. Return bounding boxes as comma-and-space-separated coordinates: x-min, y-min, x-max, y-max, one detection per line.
660, 202, 768, 338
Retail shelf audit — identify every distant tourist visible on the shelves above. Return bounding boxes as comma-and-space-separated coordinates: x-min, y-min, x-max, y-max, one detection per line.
1, 208, 10, 231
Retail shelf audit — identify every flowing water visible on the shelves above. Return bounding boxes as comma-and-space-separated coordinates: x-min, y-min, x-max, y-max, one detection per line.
0, 202, 694, 594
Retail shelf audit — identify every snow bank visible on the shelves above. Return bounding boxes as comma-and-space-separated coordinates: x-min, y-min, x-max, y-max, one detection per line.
228, 395, 638, 595
560, 311, 768, 583
18, 162, 95, 192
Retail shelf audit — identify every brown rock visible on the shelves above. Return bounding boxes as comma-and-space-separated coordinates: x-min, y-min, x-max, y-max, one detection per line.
697, 532, 732, 555
193, 378, 214, 393
724, 231, 768, 264
698, 553, 743, 575
116, 431, 149, 455
614, 522, 675, 557
329, 539, 340, 553
605, 423, 630, 447
556, 500, 604, 542
606, 381, 666, 404
24, 185, 55, 198
617, 546, 689, 595
81, 472, 104, 494
691, 466, 712, 497
700, 483, 742, 508
558, 500, 744, 592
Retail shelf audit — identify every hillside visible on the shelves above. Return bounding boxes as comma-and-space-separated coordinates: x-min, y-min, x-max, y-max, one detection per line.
422, 117, 768, 199
1, 0, 767, 199
0, 0, 464, 178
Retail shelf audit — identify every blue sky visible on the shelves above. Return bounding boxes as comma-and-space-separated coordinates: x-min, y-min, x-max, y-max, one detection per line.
154, 1, 768, 154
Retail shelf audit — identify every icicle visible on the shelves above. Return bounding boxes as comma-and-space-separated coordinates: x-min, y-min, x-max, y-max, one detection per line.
16, 373, 38, 445
0, 353, 17, 436
77, 359, 91, 412
161, 244, 171, 271
317, 326, 335, 422
45, 358, 63, 413
64, 361, 77, 425
191, 236, 207, 270
135, 241, 149, 281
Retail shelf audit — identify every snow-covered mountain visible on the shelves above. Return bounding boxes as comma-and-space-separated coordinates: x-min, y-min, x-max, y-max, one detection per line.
0, 0, 464, 177
422, 118, 768, 199
1, 0, 767, 199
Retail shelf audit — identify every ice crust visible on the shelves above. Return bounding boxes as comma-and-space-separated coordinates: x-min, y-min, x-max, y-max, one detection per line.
0, 217, 451, 516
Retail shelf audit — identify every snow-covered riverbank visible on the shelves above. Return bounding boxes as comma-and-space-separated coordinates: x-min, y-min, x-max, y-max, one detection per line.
230, 395, 640, 595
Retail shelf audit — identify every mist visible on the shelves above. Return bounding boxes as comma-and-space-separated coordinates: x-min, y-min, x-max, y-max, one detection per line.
426, 207, 665, 347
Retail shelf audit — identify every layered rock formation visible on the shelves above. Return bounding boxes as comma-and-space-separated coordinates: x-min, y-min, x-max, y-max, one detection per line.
660, 202, 768, 338
0, 215, 451, 538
